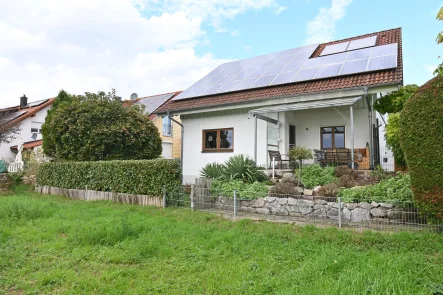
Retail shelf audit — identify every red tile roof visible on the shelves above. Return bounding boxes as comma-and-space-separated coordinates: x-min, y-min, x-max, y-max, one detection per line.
0, 98, 54, 129
156, 28, 402, 114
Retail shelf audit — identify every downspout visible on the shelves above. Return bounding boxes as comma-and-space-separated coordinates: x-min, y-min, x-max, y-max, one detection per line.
363, 86, 374, 170
167, 111, 184, 176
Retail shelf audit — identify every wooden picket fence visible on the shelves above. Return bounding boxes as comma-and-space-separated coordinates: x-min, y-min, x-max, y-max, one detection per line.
35, 186, 163, 207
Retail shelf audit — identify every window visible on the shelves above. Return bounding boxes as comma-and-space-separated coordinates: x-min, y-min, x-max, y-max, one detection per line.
321, 126, 345, 149
202, 128, 234, 152
31, 128, 38, 133
162, 116, 172, 136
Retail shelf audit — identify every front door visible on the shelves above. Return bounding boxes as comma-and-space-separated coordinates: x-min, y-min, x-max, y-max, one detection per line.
289, 125, 296, 149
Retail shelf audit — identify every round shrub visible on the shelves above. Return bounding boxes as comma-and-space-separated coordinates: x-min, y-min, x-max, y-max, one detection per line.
317, 183, 339, 198
270, 182, 300, 196
399, 76, 443, 219
334, 165, 355, 178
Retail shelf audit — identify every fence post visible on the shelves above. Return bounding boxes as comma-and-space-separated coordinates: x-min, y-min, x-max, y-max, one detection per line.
162, 186, 167, 209
190, 184, 195, 211
233, 189, 237, 220
272, 156, 275, 179
85, 185, 88, 201
338, 196, 342, 229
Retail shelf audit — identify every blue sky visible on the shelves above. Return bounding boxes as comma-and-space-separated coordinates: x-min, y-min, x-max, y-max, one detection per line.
0, 0, 442, 107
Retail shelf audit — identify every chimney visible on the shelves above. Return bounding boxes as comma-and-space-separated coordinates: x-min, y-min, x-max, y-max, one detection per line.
20, 94, 28, 108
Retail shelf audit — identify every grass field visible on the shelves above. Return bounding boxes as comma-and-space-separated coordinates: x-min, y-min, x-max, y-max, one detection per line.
1, 186, 443, 294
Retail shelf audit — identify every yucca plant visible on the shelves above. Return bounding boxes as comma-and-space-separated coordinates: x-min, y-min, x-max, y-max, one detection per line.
200, 162, 225, 179
222, 154, 265, 183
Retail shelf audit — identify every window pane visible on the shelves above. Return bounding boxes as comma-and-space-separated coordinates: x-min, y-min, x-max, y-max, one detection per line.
162, 117, 171, 135
334, 134, 345, 148
220, 130, 233, 149
322, 134, 332, 148
335, 126, 345, 133
205, 131, 218, 149
321, 127, 332, 134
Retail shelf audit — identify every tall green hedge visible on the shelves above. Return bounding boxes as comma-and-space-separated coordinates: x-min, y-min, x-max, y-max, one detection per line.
399, 76, 443, 219
37, 159, 181, 196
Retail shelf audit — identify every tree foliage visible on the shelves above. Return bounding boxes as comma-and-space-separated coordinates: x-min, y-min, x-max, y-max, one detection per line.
435, 7, 443, 75
42, 89, 162, 161
399, 76, 443, 219
385, 113, 406, 166
374, 84, 419, 114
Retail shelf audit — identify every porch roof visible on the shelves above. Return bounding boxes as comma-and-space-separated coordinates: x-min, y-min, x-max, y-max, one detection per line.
249, 96, 362, 114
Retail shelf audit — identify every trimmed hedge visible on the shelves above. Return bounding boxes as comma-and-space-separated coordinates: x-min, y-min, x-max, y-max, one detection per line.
37, 159, 182, 196
399, 76, 443, 219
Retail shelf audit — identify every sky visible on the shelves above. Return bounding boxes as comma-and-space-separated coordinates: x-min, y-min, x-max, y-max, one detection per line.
0, 0, 441, 107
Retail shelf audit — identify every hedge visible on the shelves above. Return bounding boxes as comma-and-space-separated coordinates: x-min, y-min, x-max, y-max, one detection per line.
37, 159, 182, 196
399, 76, 443, 219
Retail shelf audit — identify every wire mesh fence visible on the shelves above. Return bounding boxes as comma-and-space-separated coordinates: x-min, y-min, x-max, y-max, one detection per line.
165, 185, 442, 233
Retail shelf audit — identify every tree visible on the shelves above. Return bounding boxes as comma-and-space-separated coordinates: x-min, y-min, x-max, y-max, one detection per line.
399, 76, 443, 219
0, 110, 21, 144
435, 7, 443, 75
373, 85, 418, 166
42, 89, 162, 161
288, 146, 313, 186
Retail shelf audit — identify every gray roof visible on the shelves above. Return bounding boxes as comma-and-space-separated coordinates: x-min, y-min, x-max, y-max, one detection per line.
134, 93, 175, 115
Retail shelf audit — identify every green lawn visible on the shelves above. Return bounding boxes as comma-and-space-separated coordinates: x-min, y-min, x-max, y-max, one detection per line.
1, 186, 443, 295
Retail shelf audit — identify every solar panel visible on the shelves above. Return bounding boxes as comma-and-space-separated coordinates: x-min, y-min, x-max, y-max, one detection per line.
173, 42, 398, 101
0, 110, 27, 125
320, 42, 349, 56
347, 36, 377, 51
134, 93, 175, 114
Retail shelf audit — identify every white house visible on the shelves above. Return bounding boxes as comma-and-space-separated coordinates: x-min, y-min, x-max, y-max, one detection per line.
0, 96, 54, 162
156, 28, 403, 183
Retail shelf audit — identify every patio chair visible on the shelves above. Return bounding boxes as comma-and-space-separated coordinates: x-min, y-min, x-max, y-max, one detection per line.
268, 150, 290, 169
314, 149, 327, 167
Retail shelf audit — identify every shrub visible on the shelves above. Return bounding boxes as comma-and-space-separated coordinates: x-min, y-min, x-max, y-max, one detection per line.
337, 174, 355, 188
211, 180, 268, 200
288, 146, 313, 165
269, 182, 299, 196
297, 165, 336, 189
7, 172, 24, 185
370, 165, 391, 183
200, 162, 224, 179
399, 76, 443, 219
37, 159, 181, 196
317, 183, 339, 198
222, 154, 266, 183
340, 173, 413, 204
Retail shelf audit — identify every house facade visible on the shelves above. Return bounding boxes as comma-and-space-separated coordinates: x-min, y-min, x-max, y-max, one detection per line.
0, 96, 54, 162
156, 28, 403, 183
133, 91, 182, 160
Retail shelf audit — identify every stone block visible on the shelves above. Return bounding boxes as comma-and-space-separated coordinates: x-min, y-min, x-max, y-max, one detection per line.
327, 208, 339, 217
278, 198, 288, 205
299, 206, 313, 215
303, 189, 314, 196
256, 207, 270, 215
379, 203, 394, 209
358, 202, 372, 210
346, 203, 357, 210
343, 207, 351, 220
313, 204, 326, 210
251, 198, 265, 208
371, 201, 379, 208
289, 212, 302, 217
370, 208, 387, 218
295, 187, 304, 194
351, 208, 371, 222
297, 199, 315, 207
287, 198, 298, 206
315, 199, 327, 205
266, 197, 277, 203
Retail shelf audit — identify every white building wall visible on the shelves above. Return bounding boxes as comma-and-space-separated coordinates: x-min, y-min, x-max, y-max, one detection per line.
0, 105, 50, 162
181, 105, 371, 183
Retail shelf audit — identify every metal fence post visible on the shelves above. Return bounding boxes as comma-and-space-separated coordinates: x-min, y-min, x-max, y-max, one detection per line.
233, 189, 237, 220
272, 157, 275, 179
190, 184, 195, 211
338, 196, 342, 229
162, 186, 167, 209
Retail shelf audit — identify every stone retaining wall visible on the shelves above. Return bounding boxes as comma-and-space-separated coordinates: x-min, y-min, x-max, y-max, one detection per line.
214, 196, 404, 223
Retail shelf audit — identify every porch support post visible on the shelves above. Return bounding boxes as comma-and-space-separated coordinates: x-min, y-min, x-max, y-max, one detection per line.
254, 115, 257, 163
350, 105, 355, 170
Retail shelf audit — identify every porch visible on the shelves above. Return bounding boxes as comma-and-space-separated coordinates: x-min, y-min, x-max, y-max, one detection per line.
249, 95, 381, 170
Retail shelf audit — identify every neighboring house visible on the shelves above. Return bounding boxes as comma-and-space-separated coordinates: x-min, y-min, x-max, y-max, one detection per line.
133, 91, 182, 160
155, 28, 403, 183
0, 96, 54, 162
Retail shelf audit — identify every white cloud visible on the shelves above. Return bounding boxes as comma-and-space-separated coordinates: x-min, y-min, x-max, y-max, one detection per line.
0, 0, 282, 107
423, 64, 437, 74
304, 0, 352, 45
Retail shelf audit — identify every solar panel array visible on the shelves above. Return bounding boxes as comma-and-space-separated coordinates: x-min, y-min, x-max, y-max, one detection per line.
0, 110, 27, 125
173, 40, 398, 101
320, 36, 377, 56
134, 93, 175, 114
